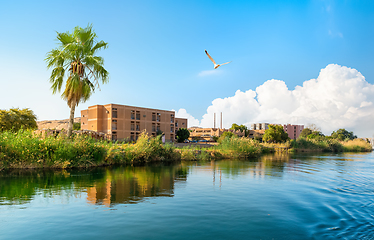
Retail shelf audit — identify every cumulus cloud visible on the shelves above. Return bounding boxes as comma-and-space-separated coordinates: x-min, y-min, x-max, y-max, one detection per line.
174, 108, 200, 127
196, 64, 374, 137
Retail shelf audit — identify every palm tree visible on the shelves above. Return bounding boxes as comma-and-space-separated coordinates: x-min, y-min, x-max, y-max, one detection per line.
45, 24, 109, 137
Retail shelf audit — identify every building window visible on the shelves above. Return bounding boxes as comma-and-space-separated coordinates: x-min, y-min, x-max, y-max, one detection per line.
136, 111, 140, 120
112, 110, 117, 118
157, 113, 161, 122
136, 122, 140, 131
135, 132, 139, 140
152, 113, 156, 121
171, 125, 174, 133
130, 132, 135, 141
112, 134, 117, 141
171, 114, 174, 123
131, 110, 135, 120
112, 120, 117, 130
157, 123, 160, 132
152, 123, 156, 132
131, 122, 135, 131
175, 122, 178, 127
182, 123, 185, 125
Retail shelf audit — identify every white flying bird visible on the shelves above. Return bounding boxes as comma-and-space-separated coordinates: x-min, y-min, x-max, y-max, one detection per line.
205, 50, 231, 69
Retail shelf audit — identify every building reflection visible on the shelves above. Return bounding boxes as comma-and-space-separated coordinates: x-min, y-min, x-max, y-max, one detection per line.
187, 153, 294, 187
86, 165, 187, 207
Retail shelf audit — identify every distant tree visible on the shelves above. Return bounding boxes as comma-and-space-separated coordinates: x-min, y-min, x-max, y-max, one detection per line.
0, 108, 37, 132
263, 124, 289, 143
156, 129, 164, 136
299, 128, 313, 138
299, 128, 325, 139
73, 122, 81, 130
176, 128, 190, 143
45, 24, 109, 137
306, 124, 321, 132
218, 131, 236, 143
230, 123, 240, 131
221, 131, 235, 139
331, 129, 357, 141
230, 123, 249, 137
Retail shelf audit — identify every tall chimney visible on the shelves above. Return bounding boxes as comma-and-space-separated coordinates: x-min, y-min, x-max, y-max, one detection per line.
214, 113, 216, 128
220, 112, 223, 129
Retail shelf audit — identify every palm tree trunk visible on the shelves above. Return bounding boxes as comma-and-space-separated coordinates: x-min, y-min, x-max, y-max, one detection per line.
67, 99, 76, 137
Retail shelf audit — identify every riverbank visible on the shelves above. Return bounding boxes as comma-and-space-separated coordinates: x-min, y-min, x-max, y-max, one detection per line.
0, 130, 372, 170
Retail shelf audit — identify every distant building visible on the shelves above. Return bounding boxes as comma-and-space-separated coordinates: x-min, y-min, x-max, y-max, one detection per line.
251, 123, 269, 130
247, 129, 266, 139
81, 104, 187, 142
188, 127, 245, 141
283, 124, 304, 139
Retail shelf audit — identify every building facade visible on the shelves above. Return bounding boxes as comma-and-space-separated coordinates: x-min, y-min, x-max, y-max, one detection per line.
251, 123, 269, 130
81, 104, 187, 142
283, 124, 304, 140
247, 129, 265, 139
188, 127, 245, 141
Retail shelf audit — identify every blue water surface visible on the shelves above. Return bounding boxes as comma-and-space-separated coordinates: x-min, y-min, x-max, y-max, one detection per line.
0, 152, 373, 239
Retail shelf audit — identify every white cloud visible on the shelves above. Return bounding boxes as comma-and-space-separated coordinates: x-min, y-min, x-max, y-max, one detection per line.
174, 108, 200, 128
328, 29, 343, 38
198, 69, 222, 77
193, 64, 374, 137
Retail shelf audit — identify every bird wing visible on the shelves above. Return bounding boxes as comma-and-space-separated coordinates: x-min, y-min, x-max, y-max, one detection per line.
205, 50, 216, 65
219, 61, 231, 66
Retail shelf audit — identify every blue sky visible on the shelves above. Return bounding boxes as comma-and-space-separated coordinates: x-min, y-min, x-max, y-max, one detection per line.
1, 0, 373, 136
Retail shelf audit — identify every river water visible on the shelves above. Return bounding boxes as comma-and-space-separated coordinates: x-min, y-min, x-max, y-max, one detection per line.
0, 152, 373, 239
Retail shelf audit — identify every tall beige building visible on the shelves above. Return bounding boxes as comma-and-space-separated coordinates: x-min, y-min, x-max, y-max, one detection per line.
81, 104, 187, 142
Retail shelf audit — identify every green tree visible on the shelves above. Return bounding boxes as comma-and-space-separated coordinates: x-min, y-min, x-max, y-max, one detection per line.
176, 128, 190, 143
230, 123, 249, 137
263, 124, 289, 143
299, 128, 313, 138
45, 24, 109, 137
299, 128, 325, 139
0, 108, 37, 132
73, 122, 81, 130
218, 131, 236, 143
331, 129, 357, 141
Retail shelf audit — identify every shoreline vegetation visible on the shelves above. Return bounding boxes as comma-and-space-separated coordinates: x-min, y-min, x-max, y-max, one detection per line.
0, 130, 372, 171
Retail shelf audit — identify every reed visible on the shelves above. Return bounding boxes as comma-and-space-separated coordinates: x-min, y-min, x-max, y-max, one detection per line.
0, 130, 371, 170
214, 137, 262, 158
0, 130, 107, 169
290, 137, 372, 152
342, 139, 372, 152
0, 130, 180, 170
